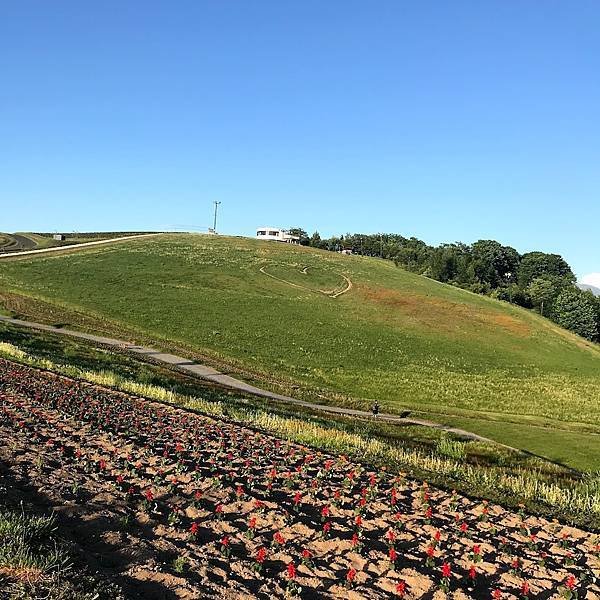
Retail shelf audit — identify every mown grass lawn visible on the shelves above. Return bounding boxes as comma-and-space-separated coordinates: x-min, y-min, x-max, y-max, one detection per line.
1, 233, 600, 469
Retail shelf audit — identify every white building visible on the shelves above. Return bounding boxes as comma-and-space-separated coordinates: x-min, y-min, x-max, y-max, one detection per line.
256, 227, 300, 244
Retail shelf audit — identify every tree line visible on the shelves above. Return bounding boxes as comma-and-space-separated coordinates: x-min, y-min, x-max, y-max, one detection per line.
288, 228, 600, 342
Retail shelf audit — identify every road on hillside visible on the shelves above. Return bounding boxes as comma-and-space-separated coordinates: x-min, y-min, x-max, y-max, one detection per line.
11, 234, 37, 250
0, 314, 520, 450
0, 233, 162, 259
0, 234, 37, 253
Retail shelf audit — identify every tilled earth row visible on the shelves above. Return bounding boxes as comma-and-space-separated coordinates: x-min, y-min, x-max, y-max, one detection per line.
0, 358, 599, 599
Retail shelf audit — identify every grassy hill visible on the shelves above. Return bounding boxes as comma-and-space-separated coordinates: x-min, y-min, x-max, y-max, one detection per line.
1, 233, 600, 469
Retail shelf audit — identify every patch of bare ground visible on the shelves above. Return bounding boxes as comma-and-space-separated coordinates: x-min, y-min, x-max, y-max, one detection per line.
358, 285, 531, 336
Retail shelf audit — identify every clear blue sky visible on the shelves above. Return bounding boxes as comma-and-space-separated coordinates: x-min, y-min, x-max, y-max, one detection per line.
1, 1, 598, 277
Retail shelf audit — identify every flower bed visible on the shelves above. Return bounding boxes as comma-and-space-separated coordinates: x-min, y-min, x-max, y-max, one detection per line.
1, 358, 599, 598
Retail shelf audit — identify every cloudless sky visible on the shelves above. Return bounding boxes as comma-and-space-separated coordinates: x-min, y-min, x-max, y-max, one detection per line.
1, 1, 598, 277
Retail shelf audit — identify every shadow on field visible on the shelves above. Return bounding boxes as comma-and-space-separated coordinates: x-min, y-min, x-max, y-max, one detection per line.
0, 460, 181, 600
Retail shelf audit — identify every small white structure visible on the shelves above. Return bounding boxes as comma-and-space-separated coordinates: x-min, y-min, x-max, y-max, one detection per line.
53, 234, 65, 241
256, 227, 299, 244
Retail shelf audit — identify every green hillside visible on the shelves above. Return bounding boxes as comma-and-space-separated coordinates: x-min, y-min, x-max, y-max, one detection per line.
1, 233, 600, 469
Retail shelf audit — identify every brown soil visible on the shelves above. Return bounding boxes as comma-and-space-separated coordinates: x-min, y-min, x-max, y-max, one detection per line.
1, 359, 598, 599
358, 285, 531, 337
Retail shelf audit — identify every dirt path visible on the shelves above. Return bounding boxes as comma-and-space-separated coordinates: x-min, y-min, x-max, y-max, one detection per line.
259, 265, 353, 298
0, 233, 162, 260
0, 315, 520, 452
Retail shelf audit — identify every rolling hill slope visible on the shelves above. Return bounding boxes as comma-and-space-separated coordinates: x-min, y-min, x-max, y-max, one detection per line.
1, 233, 600, 468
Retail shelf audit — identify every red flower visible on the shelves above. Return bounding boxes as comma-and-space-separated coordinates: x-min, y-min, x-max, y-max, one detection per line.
492, 591, 502, 600
274, 532, 285, 546
144, 489, 154, 502
323, 521, 331, 533
441, 562, 451, 578
468, 565, 476, 580
396, 581, 406, 596
301, 549, 312, 560
287, 561, 297, 580
521, 581, 530, 596
189, 522, 199, 536
256, 547, 267, 563
426, 545, 435, 558
389, 547, 397, 563
346, 567, 357, 582
221, 535, 229, 547
565, 575, 576, 590
321, 505, 330, 518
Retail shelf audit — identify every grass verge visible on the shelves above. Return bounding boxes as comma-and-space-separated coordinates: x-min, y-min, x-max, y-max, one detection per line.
0, 490, 122, 599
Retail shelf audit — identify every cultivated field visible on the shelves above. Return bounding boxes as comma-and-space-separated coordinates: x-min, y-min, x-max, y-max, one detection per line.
2, 359, 598, 599
0, 234, 599, 470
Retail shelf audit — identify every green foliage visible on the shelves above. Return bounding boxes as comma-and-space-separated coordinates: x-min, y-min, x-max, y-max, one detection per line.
435, 435, 466, 460
0, 501, 120, 599
172, 556, 187, 573
287, 227, 310, 245
471, 240, 520, 288
553, 288, 599, 341
309, 231, 322, 247
517, 252, 575, 289
527, 277, 556, 316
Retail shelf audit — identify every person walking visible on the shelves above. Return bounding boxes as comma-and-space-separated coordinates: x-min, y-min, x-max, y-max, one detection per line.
372, 401, 380, 419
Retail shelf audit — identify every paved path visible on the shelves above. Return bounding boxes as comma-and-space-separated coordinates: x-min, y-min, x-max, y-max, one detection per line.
0, 315, 504, 445
0, 233, 161, 259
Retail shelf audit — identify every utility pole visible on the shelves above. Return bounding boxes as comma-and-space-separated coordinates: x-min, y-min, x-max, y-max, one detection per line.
213, 201, 221, 234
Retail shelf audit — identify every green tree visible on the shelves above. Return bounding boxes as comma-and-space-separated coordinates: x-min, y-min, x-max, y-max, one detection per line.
470, 240, 520, 288
309, 231, 322, 247
581, 289, 600, 342
527, 277, 555, 316
553, 288, 599, 341
288, 227, 309, 246
518, 252, 575, 289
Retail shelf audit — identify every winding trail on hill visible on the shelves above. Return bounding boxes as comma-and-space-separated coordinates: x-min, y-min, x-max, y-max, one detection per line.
0, 233, 162, 259
259, 265, 353, 298
0, 315, 528, 453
